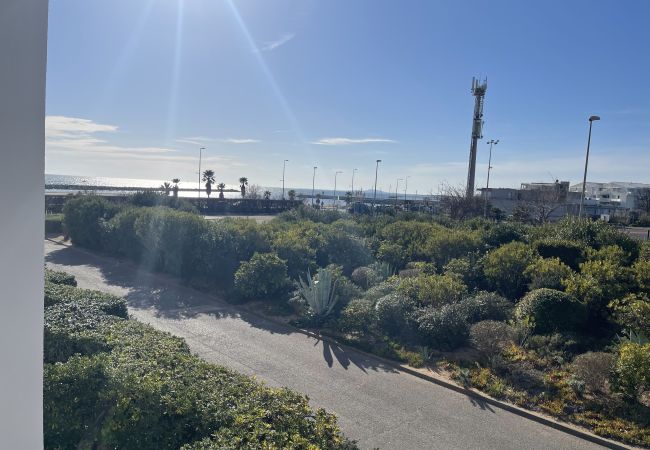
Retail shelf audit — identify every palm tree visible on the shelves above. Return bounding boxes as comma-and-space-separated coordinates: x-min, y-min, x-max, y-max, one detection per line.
217, 182, 226, 199
239, 177, 248, 198
263, 190, 272, 200
202, 170, 215, 197
287, 189, 296, 201
172, 178, 180, 198
161, 182, 172, 196
344, 191, 353, 205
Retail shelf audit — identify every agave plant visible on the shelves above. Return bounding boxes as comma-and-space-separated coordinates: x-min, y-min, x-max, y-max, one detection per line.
297, 267, 339, 317
371, 261, 394, 280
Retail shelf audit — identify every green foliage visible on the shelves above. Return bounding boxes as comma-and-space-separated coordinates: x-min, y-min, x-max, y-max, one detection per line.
587, 245, 631, 266
320, 229, 372, 275
470, 320, 515, 364
351, 266, 383, 290
609, 293, 650, 338
272, 228, 317, 279
482, 242, 538, 299
571, 352, 614, 393
633, 259, 650, 293
338, 299, 377, 334
414, 303, 470, 350
459, 291, 513, 323
481, 222, 528, 248
423, 227, 483, 268
612, 343, 650, 402
361, 279, 399, 302
533, 238, 586, 270
639, 241, 650, 262
515, 288, 587, 334
129, 191, 199, 213
44, 268, 77, 286
443, 255, 483, 290
297, 267, 340, 317
234, 252, 290, 300
63, 195, 120, 249
377, 221, 442, 267
398, 274, 468, 307
524, 257, 573, 290
45, 214, 65, 234
44, 282, 128, 317
375, 293, 417, 338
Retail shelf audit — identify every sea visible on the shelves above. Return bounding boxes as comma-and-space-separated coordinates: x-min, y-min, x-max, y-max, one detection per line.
45, 174, 409, 202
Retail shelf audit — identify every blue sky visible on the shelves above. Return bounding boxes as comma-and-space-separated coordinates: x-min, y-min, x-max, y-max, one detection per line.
45, 0, 650, 194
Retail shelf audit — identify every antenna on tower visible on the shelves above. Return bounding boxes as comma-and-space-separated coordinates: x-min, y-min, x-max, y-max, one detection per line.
466, 76, 487, 198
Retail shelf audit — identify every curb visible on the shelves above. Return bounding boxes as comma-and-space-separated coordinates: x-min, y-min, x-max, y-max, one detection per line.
45, 238, 635, 450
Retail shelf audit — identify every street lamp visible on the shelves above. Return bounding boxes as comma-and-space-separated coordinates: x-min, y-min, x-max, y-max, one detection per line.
484, 139, 499, 218
395, 178, 403, 209
281, 159, 289, 200
312, 166, 317, 207
334, 171, 343, 209
372, 160, 381, 214
404, 175, 410, 202
579, 116, 601, 218
351, 168, 358, 200
198, 147, 206, 199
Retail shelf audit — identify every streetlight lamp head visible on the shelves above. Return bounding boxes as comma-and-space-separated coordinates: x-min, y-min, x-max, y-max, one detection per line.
377, 159, 382, 163
589, 115, 601, 122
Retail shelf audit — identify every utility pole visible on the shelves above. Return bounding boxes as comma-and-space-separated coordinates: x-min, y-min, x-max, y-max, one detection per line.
466, 77, 487, 198
351, 168, 358, 199
579, 116, 601, 218
198, 147, 205, 199
281, 159, 288, 200
404, 176, 410, 202
334, 171, 342, 209
395, 178, 402, 210
484, 139, 499, 218
372, 160, 381, 215
312, 166, 317, 207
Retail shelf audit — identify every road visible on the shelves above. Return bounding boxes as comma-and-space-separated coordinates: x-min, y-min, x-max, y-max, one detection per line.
44, 240, 611, 450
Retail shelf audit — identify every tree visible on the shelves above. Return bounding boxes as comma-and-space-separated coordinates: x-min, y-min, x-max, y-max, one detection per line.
239, 177, 248, 198
287, 189, 296, 201
635, 188, 650, 213
344, 191, 353, 205
234, 253, 289, 300
439, 183, 483, 220
202, 170, 215, 197
172, 178, 180, 198
263, 190, 272, 200
160, 182, 172, 196
217, 182, 226, 199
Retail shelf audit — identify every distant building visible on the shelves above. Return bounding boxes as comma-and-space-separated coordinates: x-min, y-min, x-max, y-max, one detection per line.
569, 181, 650, 211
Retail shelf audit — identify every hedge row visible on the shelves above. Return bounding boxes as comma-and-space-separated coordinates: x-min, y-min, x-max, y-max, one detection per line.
44, 273, 355, 449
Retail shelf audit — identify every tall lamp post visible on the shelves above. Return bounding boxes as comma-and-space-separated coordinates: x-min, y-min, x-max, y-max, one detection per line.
281, 159, 289, 200
334, 170, 342, 209
198, 147, 206, 199
395, 179, 403, 209
404, 175, 410, 202
579, 116, 601, 218
311, 166, 317, 207
484, 139, 499, 218
372, 160, 381, 214
351, 168, 358, 200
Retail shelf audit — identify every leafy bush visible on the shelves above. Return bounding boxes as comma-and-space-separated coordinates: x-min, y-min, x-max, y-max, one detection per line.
571, 352, 614, 393
470, 321, 515, 363
398, 274, 467, 307
459, 291, 513, 323
320, 229, 372, 275
482, 222, 527, 248
361, 279, 399, 302
414, 303, 470, 350
45, 214, 64, 234
533, 238, 586, 270
375, 293, 417, 339
323, 264, 362, 307
612, 343, 650, 402
129, 191, 198, 213
63, 195, 120, 249
338, 299, 377, 334
272, 230, 317, 279
234, 252, 289, 300
608, 293, 650, 338
633, 259, 650, 293
443, 255, 483, 290
424, 228, 482, 267
524, 257, 573, 290
640, 241, 650, 262
515, 288, 586, 334
44, 268, 77, 287
44, 282, 128, 317
482, 242, 538, 299
351, 266, 382, 290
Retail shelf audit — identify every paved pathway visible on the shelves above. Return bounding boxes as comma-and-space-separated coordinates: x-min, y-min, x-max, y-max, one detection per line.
45, 240, 611, 450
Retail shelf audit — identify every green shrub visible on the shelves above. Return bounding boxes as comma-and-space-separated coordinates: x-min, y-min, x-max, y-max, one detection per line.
234, 252, 289, 300
44, 282, 128, 318
272, 230, 317, 279
443, 255, 483, 291
44, 268, 77, 287
398, 274, 467, 307
571, 352, 614, 393
482, 222, 527, 248
320, 230, 372, 275
524, 257, 573, 290
351, 266, 383, 290
459, 291, 513, 323
362, 279, 399, 302
414, 304, 470, 350
338, 299, 377, 334
375, 293, 417, 338
640, 241, 650, 262
101, 208, 145, 260
633, 259, 650, 293
63, 195, 120, 249
45, 214, 64, 234
612, 342, 650, 402
515, 288, 587, 334
377, 241, 408, 269
533, 238, 586, 270
482, 242, 538, 299
608, 293, 650, 338
424, 228, 482, 267
470, 320, 515, 363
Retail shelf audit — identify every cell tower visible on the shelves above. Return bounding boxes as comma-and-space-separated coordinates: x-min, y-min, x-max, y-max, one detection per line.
466, 77, 487, 198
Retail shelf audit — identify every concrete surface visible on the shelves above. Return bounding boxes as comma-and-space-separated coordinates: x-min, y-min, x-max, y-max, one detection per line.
44, 240, 610, 450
